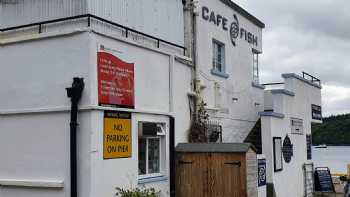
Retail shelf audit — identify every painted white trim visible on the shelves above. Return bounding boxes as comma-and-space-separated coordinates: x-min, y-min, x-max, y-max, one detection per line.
0, 28, 189, 62
0, 179, 64, 189
0, 105, 172, 116
0, 28, 90, 46
174, 55, 193, 67
138, 176, 168, 184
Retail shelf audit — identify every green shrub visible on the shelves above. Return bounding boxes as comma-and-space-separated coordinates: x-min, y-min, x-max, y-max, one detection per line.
115, 187, 160, 197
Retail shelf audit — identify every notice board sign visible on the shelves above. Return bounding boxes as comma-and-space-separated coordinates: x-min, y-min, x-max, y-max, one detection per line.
314, 167, 335, 193
103, 111, 132, 159
312, 104, 322, 120
98, 48, 135, 108
258, 159, 266, 187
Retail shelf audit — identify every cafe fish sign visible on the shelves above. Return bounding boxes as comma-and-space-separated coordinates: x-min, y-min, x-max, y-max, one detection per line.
202, 6, 258, 47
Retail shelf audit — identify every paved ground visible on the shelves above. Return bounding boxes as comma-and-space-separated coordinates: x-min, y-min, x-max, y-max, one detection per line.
315, 193, 343, 197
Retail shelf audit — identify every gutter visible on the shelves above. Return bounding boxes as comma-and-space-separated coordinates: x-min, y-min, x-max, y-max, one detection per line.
66, 78, 85, 197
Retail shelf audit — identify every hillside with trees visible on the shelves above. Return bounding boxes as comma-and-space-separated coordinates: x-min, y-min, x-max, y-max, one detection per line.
312, 113, 350, 145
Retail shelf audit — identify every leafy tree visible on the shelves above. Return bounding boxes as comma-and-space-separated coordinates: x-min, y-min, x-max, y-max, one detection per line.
312, 113, 350, 145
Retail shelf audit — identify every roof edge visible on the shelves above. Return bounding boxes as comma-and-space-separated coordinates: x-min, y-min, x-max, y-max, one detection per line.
219, 0, 265, 28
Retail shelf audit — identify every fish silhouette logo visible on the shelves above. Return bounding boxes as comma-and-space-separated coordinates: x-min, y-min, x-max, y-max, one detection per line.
230, 14, 239, 46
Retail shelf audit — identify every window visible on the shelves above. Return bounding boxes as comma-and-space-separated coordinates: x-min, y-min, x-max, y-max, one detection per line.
138, 122, 165, 176
252, 51, 259, 83
306, 135, 312, 160
211, 39, 228, 78
273, 137, 283, 172
291, 118, 303, 135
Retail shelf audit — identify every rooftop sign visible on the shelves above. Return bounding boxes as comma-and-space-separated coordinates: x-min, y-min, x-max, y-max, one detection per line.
202, 6, 259, 47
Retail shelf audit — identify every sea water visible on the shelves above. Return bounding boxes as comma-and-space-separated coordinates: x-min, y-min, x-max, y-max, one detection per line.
313, 146, 350, 174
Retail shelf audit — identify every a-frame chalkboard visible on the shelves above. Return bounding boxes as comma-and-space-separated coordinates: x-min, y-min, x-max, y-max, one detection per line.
314, 167, 335, 193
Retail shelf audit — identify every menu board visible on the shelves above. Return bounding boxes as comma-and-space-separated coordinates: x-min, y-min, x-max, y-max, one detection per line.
314, 168, 335, 193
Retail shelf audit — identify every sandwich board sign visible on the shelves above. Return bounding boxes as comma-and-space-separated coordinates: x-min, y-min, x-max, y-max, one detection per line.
103, 111, 132, 159
314, 167, 335, 193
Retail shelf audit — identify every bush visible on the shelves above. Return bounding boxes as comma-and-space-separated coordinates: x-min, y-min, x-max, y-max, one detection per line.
115, 187, 160, 197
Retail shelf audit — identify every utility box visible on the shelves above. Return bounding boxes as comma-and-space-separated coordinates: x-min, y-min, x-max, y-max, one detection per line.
175, 143, 258, 197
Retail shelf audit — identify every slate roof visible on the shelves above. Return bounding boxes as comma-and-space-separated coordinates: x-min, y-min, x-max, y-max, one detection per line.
176, 143, 256, 153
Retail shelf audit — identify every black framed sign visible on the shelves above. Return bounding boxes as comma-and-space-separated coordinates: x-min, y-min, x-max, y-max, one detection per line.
314, 167, 335, 193
312, 104, 322, 120
282, 135, 293, 163
273, 137, 283, 172
258, 159, 267, 187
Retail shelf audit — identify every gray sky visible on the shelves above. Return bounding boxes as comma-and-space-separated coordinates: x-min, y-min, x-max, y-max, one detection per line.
235, 0, 350, 116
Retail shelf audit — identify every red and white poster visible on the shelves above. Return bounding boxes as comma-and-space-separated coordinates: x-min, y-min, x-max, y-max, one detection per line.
98, 49, 134, 108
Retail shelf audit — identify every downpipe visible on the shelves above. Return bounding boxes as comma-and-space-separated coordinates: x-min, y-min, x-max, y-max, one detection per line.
66, 78, 85, 197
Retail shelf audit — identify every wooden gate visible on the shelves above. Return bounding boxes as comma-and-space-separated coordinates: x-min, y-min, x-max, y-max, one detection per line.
175, 143, 256, 197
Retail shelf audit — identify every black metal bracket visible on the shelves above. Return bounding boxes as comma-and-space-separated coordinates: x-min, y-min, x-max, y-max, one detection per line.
224, 161, 241, 167
178, 160, 193, 165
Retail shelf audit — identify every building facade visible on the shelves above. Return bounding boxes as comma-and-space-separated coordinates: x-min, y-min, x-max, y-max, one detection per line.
261, 74, 322, 197
0, 0, 322, 197
188, 0, 265, 143
0, 0, 191, 196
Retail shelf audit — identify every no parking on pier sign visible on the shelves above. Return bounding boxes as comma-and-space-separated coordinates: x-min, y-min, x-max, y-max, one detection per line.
103, 111, 132, 159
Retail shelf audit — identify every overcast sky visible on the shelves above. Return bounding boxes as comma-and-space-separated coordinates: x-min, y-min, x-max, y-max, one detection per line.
234, 0, 350, 116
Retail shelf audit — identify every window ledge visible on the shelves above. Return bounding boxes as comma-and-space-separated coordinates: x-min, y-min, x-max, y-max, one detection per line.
251, 82, 265, 89
211, 69, 229, 78
138, 176, 168, 184
258, 111, 285, 119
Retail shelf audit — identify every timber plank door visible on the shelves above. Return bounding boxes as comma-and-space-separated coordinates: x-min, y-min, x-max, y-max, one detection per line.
176, 153, 210, 197
210, 153, 246, 197
176, 152, 246, 197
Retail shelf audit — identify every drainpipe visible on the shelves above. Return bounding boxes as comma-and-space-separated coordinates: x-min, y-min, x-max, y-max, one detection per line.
169, 116, 175, 197
66, 78, 85, 197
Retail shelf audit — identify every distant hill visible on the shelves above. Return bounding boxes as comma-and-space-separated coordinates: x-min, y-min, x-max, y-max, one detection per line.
312, 113, 350, 145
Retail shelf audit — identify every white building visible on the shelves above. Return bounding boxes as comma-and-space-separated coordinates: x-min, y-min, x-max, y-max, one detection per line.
260, 73, 322, 197
0, 0, 191, 197
188, 0, 265, 143
0, 0, 322, 197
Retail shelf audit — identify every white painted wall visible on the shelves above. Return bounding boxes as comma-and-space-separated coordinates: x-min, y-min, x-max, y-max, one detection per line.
261, 74, 322, 197
87, 0, 184, 45
0, 0, 87, 28
195, 0, 264, 142
0, 0, 184, 46
89, 112, 170, 197
0, 112, 90, 197
0, 29, 192, 197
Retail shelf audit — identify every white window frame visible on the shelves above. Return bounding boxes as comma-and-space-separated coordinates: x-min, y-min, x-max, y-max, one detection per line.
138, 122, 166, 179
212, 39, 225, 73
252, 51, 259, 84
138, 137, 163, 178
